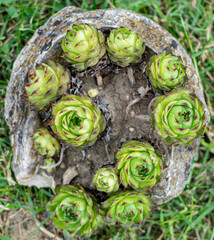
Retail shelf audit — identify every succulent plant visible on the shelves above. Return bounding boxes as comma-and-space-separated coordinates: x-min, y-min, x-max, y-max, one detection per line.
43, 158, 56, 173
51, 94, 105, 148
115, 141, 164, 189
93, 167, 119, 193
102, 190, 152, 227
46, 185, 104, 238
33, 127, 61, 158
25, 61, 70, 110
61, 24, 106, 71
151, 88, 205, 144
106, 28, 145, 67
147, 51, 186, 92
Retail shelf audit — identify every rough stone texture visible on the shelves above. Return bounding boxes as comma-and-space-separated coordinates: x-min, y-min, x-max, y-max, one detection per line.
5, 7, 209, 205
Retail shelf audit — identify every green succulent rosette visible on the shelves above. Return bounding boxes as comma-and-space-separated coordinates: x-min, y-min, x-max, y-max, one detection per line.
147, 51, 186, 92
102, 190, 152, 227
51, 94, 105, 148
33, 127, 60, 158
61, 24, 106, 71
115, 141, 164, 189
25, 61, 70, 110
93, 167, 119, 193
151, 88, 205, 144
46, 185, 104, 238
106, 28, 145, 67
43, 158, 56, 173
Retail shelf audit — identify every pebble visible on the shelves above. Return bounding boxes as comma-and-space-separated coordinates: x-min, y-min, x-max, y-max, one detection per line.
129, 127, 135, 132
131, 111, 135, 117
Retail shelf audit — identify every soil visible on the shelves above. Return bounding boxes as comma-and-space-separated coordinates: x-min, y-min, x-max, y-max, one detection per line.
40, 47, 169, 202
1, 209, 52, 240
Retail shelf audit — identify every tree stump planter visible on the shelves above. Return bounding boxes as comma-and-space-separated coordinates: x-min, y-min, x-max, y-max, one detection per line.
5, 6, 209, 205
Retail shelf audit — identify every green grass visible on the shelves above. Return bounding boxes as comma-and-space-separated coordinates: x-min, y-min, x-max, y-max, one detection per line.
0, 0, 214, 239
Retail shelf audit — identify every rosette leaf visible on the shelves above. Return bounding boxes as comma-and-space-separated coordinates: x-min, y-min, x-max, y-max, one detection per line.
51, 94, 105, 148
115, 141, 164, 189
106, 28, 145, 67
102, 190, 152, 227
151, 88, 205, 144
61, 24, 106, 71
33, 127, 60, 158
93, 167, 119, 193
25, 61, 70, 110
147, 51, 186, 92
46, 185, 104, 238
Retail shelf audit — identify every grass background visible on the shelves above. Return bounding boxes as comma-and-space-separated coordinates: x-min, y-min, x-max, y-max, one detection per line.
0, 0, 213, 239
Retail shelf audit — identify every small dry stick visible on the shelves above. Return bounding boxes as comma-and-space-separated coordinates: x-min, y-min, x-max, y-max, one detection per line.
127, 67, 135, 85
95, 72, 103, 87
134, 115, 150, 121
103, 138, 111, 163
108, 0, 116, 8
34, 218, 63, 240
125, 86, 150, 119
81, 149, 86, 161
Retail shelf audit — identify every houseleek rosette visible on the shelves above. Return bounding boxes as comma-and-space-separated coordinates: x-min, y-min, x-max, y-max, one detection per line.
106, 28, 145, 67
147, 51, 186, 92
51, 94, 105, 148
61, 24, 106, 71
115, 141, 164, 189
102, 190, 152, 227
93, 167, 119, 193
43, 158, 56, 173
25, 61, 70, 110
46, 185, 104, 238
151, 89, 205, 144
33, 127, 60, 158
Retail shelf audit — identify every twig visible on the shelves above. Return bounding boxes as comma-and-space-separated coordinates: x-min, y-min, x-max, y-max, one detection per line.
157, 230, 165, 240
108, 0, 116, 8
103, 138, 111, 163
0, 204, 10, 211
40, 145, 65, 170
127, 67, 135, 85
81, 150, 86, 161
125, 86, 150, 119
34, 218, 63, 240
134, 115, 150, 121
95, 72, 103, 87
18, 222, 22, 239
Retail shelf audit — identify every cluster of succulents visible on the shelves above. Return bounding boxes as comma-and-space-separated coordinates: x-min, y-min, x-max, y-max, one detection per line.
24, 23, 207, 238
44, 140, 164, 238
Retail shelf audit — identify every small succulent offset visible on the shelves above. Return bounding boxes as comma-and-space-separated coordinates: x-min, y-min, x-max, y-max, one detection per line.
43, 158, 56, 173
115, 141, 164, 189
25, 61, 70, 110
46, 185, 104, 238
106, 28, 145, 67
151, 89, 205, 145
33, 127, 61, 158
102, 190, 152, 227
51, 94, 105, 148
93, 167, 119, 193
61, 24, 106, 71
147, 51, 186, 92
